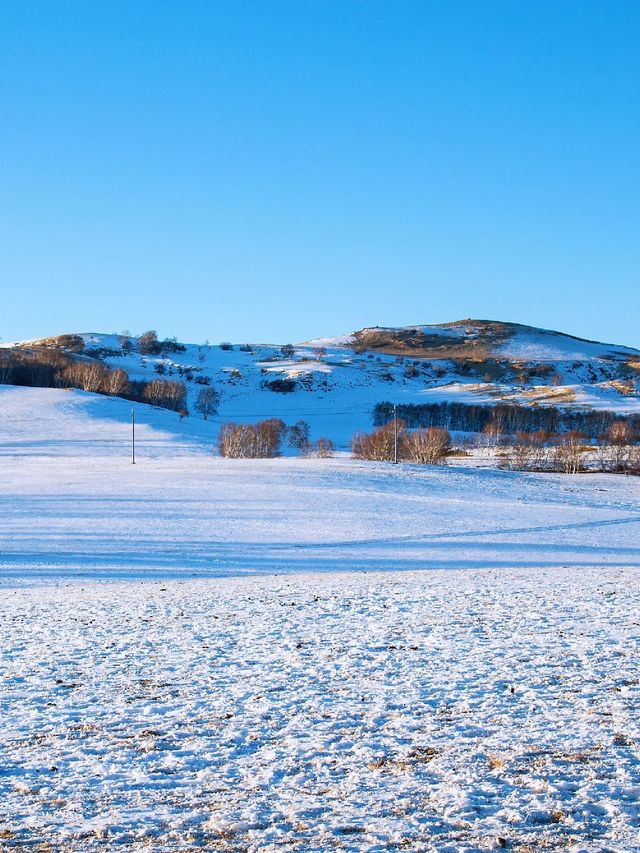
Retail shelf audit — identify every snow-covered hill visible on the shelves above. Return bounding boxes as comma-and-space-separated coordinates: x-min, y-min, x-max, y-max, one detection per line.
2, 320, 640, 449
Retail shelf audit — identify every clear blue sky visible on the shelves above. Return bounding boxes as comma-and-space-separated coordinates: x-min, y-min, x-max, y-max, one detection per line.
1, 0, 638, 346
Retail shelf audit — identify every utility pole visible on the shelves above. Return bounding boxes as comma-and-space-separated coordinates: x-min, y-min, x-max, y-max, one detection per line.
393, 403, 398, 464
131, 408, 136, 465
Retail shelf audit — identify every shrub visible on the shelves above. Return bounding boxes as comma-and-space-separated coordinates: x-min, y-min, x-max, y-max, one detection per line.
403, 427, 451, 464
160, 337, 186, 354
552, 431, 589, 474
352, 422, 404, 462
280, 343, 295, 358
219, 341, 234, 351
316, 437, 334, 458
85, 347, 121, 359
287, 420, 311, 448
138, 330, 162, 355
266, 377, 296, 393
142, 378, 187, 411
218, 419, 286, 458
118, 333, 134, 354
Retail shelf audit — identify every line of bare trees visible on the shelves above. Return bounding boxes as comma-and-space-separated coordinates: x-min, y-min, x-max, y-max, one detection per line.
218, 419, 334, 458
0, 348, 187, 413
497, 422, 640, 474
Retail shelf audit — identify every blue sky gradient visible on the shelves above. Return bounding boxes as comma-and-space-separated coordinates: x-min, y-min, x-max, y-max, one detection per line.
1, 1, 638, 346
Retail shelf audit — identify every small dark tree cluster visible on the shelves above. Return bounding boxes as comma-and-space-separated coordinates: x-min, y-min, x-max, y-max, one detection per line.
137, 330, 186, 356
287, 420, 310, 448
265, 378, 296, 393
195, 387, 220, 420
373, 400, 640, 440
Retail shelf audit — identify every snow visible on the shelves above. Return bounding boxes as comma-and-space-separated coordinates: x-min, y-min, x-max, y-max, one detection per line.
1, 386, 640, 850
497, 329, 637, 362
417, 381, 640, 415
2, 571, 640, 850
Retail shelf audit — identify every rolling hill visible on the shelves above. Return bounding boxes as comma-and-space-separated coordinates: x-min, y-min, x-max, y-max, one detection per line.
1, 320, 639, 450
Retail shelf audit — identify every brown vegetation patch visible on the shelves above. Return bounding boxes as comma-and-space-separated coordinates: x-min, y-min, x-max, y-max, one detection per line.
352, 320, 517, 360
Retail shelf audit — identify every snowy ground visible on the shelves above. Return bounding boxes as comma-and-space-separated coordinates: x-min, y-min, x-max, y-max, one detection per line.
1, 386, 639, 850
2, 571, 639, 851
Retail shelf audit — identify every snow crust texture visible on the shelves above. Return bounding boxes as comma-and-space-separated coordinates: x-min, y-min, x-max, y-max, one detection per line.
1, 570, 639, 851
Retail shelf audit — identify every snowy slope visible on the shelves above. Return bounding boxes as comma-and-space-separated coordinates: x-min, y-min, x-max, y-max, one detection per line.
1, 384, 639, 579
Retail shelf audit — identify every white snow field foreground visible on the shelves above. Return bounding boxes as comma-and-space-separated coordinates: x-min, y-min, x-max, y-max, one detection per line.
1, 386, 640, 850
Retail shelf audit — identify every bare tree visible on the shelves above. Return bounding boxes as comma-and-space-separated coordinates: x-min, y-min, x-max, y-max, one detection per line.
352, 422, 405, 462
597, 421, 637, 472
553, 432, 589, 474
218, 419, 286, 458
104, 368, 131, 397
0, 351, 15, 384
481, 419, 504, 453
143, 378, 187, 411
404, 427, 451, 464
195, 387, 220, 420
62, 360, 108, 393
138, 330, 161, 355
287, 420, 310, 449
316, 437, 334, 458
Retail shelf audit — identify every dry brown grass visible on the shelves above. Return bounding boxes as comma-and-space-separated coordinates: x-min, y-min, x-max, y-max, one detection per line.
352, 320, 517, 360
608, 379, 637, 396
521, 386, 578, 404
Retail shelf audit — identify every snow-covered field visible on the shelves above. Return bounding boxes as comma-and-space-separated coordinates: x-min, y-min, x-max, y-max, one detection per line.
2, 570, 639, 851
1, 386, 639, 850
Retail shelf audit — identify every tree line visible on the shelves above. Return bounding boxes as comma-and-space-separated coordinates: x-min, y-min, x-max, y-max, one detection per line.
373, 400, 640, 439
0, 347, 188, 413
